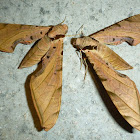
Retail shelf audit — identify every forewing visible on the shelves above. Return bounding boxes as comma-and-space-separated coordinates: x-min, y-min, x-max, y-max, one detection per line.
85, 50, 140, 131
92, 42, 133, 70
19, 35, 52, 69
30, 39, 63, 131
0, 23, 51, 53
73, 37, 132, 70
90, 14, 140, 46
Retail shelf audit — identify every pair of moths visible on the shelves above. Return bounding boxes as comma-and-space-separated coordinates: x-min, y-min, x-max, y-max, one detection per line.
0, 14, 140, 131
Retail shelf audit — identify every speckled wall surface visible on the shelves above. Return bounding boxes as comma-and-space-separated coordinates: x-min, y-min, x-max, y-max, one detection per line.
0, 0, 140, 140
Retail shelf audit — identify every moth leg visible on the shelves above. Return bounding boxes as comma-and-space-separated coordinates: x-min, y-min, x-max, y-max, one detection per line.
80, 50, 83, 69
84, 58, 88, 80
66, 25, 84, 37
65, 25, 84, 37
76, 24, 84, 35
41, 54, 47, 61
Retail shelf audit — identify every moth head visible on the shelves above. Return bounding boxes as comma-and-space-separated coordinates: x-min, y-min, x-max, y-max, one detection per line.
71, 36, 99, 51
48, 24, 68, 39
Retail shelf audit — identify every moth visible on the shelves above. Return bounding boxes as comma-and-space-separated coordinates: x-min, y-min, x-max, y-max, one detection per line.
0, 22, 68, 131
72, 14, 140, 131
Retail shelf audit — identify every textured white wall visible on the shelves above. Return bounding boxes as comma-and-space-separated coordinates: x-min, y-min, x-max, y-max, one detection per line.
0, 0, 140, 140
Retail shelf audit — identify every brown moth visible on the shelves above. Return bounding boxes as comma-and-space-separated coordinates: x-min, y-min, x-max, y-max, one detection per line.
72, 14, 140, 131
0, 23, 68, 131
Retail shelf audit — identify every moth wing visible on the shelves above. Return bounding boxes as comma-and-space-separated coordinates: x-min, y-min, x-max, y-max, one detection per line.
94, 43, 133, 70
19, 35, 52, 69
90, 14, 140, 46
85, 50, 140, 131
0, 23, 51, 53
30, 39, 63, 131
74, 37, 133, 70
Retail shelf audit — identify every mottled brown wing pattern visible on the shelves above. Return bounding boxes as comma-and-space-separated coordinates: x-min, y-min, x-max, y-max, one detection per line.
18, 35, 52, 69
30, 39, 63, 131
19, 24, 68, 69
0, 23, 68, 131
72, 37, 133, 70
90, 14, 140, 46
85, 50, 140, 131
0, 23, 51, 53
71, 14, 140, 131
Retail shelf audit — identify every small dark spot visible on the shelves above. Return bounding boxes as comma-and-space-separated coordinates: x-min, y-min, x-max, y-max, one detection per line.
40, 7, 45, 15
55, 35, 65, 39
124, 37, 134, 45
65, 2, 68, 8
135, 63, 139, 67
95, 18, 98, 21
90, 8, 94, 12
54, 72, 56, 75
113, 38, 115, 41
36, 26, 38, 27
94, 46, 97, 50
2, 6, 8, 10
117, 72, 127, 78
46, 10, 50, 14
99, 9, 102, 13
61, 51, 63, 55
47, 56, 50, 58
20, 124, 28, 133
28, 132, 33, 135
40, 31, 43, 34
53, 46, 56, 49
40, 19, 44, 24
116, 23, 121, 27
88, 51, 89, 52
69, 135, 74, 138
0, 92, 6, 98
90, 16, 98, 21
90, 16, 95, 20
30, 36, 33, 40
83, 46, 94, 50
106, 62, 108, 65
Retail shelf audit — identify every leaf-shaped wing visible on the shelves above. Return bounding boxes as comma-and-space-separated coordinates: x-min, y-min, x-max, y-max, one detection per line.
72, 37, 132, 70
48, 24, 68, 38
95, 43, 133, 70
30, 39, 63, 131
19, 35, 52, 69
0, 23, 51, 53
18, 24, 68, 69
85, 50, 140, 131
90, 14, 140, 46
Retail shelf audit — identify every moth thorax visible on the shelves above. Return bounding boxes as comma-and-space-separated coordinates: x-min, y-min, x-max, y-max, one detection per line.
48, 24, 68, 38
72, 37, 99, 50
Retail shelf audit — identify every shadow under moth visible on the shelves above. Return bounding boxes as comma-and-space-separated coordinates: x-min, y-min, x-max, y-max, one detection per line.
0, 14, 140, 131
